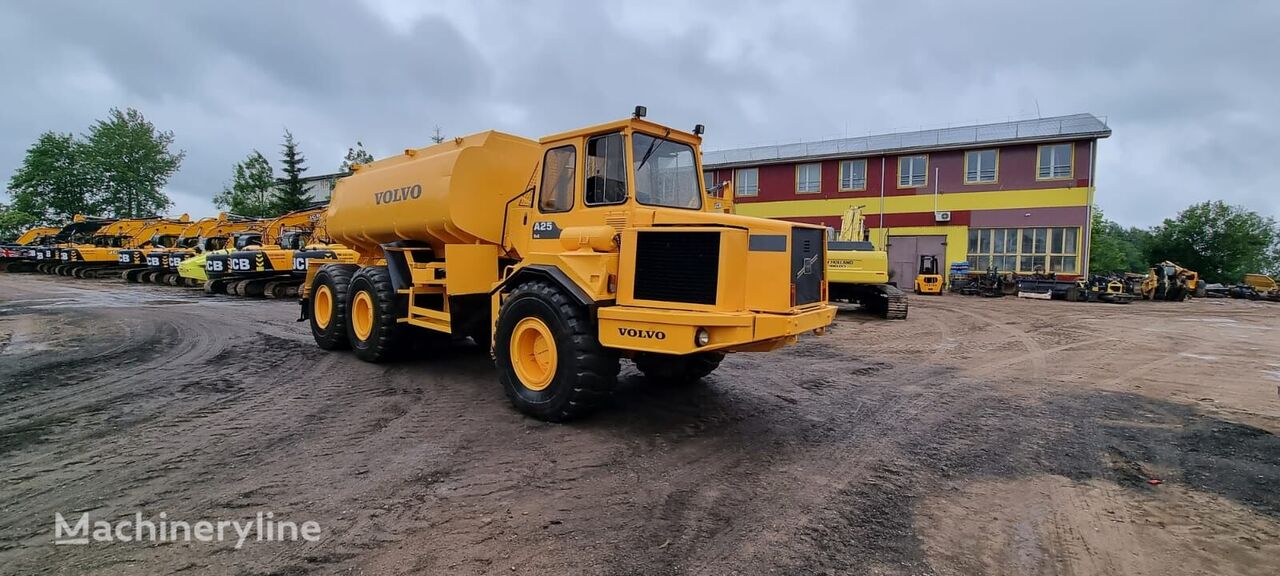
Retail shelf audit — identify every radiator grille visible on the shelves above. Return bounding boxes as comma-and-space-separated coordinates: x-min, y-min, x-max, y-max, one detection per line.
791, 227, 824, 306
633, 231, 719, 305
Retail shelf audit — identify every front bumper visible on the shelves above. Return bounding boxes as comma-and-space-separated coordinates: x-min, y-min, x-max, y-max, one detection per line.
596, 303, 837, 355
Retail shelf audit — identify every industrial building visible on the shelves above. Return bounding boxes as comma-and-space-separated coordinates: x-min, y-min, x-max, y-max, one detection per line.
703, 114, 1111, 283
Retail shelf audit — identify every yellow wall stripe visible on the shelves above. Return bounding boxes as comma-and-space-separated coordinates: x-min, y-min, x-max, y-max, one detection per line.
734, 187, 1091, 218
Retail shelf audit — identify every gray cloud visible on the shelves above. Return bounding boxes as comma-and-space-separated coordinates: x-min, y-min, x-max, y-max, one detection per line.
2, 0, 1276, 227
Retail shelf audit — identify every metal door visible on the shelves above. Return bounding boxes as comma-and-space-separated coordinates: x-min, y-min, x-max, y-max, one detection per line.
886, 235, 946, 285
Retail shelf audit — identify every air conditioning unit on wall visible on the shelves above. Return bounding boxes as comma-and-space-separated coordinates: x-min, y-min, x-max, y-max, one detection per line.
934, 211, 952, 222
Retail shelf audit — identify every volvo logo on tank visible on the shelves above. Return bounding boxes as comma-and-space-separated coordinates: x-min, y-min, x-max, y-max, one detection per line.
374, 184, 422, 205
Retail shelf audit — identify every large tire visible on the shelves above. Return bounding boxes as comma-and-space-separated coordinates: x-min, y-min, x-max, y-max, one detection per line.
345, 266, 405, 362
310, 264, 357, 350
494, 280, 619, 422
634, 352, 725, 384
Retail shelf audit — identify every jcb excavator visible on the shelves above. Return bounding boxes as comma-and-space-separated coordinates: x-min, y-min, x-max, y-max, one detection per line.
826, 205, 908, 319
0, 225, 61, 272
118, 215, 216, 283
177, 229, 265, 286
206, 206, 356, 298
52, 215, 191, 278
1138, 261, 1205, 301
28, 216, 116, 273
124, 213, 260, 286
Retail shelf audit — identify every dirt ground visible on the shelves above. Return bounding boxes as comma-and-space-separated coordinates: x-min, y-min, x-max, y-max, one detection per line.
1, 272, 1277, 576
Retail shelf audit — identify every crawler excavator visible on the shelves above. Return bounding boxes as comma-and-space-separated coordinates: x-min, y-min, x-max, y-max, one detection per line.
28, 216, 115, 273
205, 206, 355, 298
0, 225, 61, 272
177, 229, 265, 287
53, 215, 191, 279
300, 109, 836, 421
825, 205, 908, 319
125, 213, 260, 286
119, 216, 215, 283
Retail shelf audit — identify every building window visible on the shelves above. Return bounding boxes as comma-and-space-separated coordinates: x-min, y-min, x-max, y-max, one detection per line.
703, 170, 718, 191
965, 149, 998, 183
1037, 143, 1074, 180
839, 159, 867, 191
898, 155, 927, 187
734, 168, 758, 197
796, 163, 821, 193
967, 227, 1079, 274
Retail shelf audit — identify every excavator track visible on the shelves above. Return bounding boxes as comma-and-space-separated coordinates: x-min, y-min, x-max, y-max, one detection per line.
881, 287, 909, 319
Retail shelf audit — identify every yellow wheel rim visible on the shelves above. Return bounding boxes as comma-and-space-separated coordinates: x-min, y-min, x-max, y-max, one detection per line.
352, 291, 374, 341
314, 285, 333, 329
510, 317, 557, 391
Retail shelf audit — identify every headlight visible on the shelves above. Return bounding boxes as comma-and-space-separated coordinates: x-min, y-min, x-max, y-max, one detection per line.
695, 328, 710, 347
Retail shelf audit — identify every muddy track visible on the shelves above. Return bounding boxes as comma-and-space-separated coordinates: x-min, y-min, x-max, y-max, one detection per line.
1, 273, 1278, 575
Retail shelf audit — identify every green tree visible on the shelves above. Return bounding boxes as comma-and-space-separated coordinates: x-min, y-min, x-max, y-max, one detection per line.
0, 204, 38, 242
1147, 200, 1280, 283
1088, 206, 1149, 274
431, 125, 445, 144
6, 131, 98, 223
340, 141, 374, 173
273, 129, 313, 213
214, 151, 277, 218
83, 107, 184, 218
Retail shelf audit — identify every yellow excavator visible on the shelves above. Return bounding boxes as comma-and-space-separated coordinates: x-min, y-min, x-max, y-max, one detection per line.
125, 213, 261, 286
118, 215, 216, 283
28, 215, 116, 273
826, 205, 908, 319
0, 225, 61, 272
177, 228, 266, 285
53, 215, 191, 278
205, 205, 356, 297
1137, 261, 1205, 300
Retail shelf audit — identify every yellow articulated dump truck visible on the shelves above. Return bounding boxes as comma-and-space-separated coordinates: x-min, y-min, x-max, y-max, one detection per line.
301, 110, 837, 421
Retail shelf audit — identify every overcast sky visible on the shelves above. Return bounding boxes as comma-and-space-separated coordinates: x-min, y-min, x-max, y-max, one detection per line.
1, 0, 1276, 227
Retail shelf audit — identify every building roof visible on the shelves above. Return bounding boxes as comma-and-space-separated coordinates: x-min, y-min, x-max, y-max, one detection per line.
703, 113, 1110, 169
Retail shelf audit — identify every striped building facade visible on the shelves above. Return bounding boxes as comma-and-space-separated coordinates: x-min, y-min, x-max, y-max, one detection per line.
704, 114, 1111, 282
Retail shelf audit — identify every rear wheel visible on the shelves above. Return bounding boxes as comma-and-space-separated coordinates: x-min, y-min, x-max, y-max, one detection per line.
634, 352, 724, 384
345, 266, 404, 362
310, 264, 357, 350
494, 280, 619, 422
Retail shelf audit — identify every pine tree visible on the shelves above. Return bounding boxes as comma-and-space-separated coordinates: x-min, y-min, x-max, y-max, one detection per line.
272, 129, 313, 213
431, 126, 445, 144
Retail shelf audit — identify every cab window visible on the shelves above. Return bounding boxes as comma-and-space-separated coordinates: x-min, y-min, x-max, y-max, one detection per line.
584, 133, 627, 206
539, 145, 576, 213
632, 133, 702, 210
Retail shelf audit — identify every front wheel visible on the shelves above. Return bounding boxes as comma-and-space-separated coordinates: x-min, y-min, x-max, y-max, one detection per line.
634, 352, 724, 384
495, 280, 619, 422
